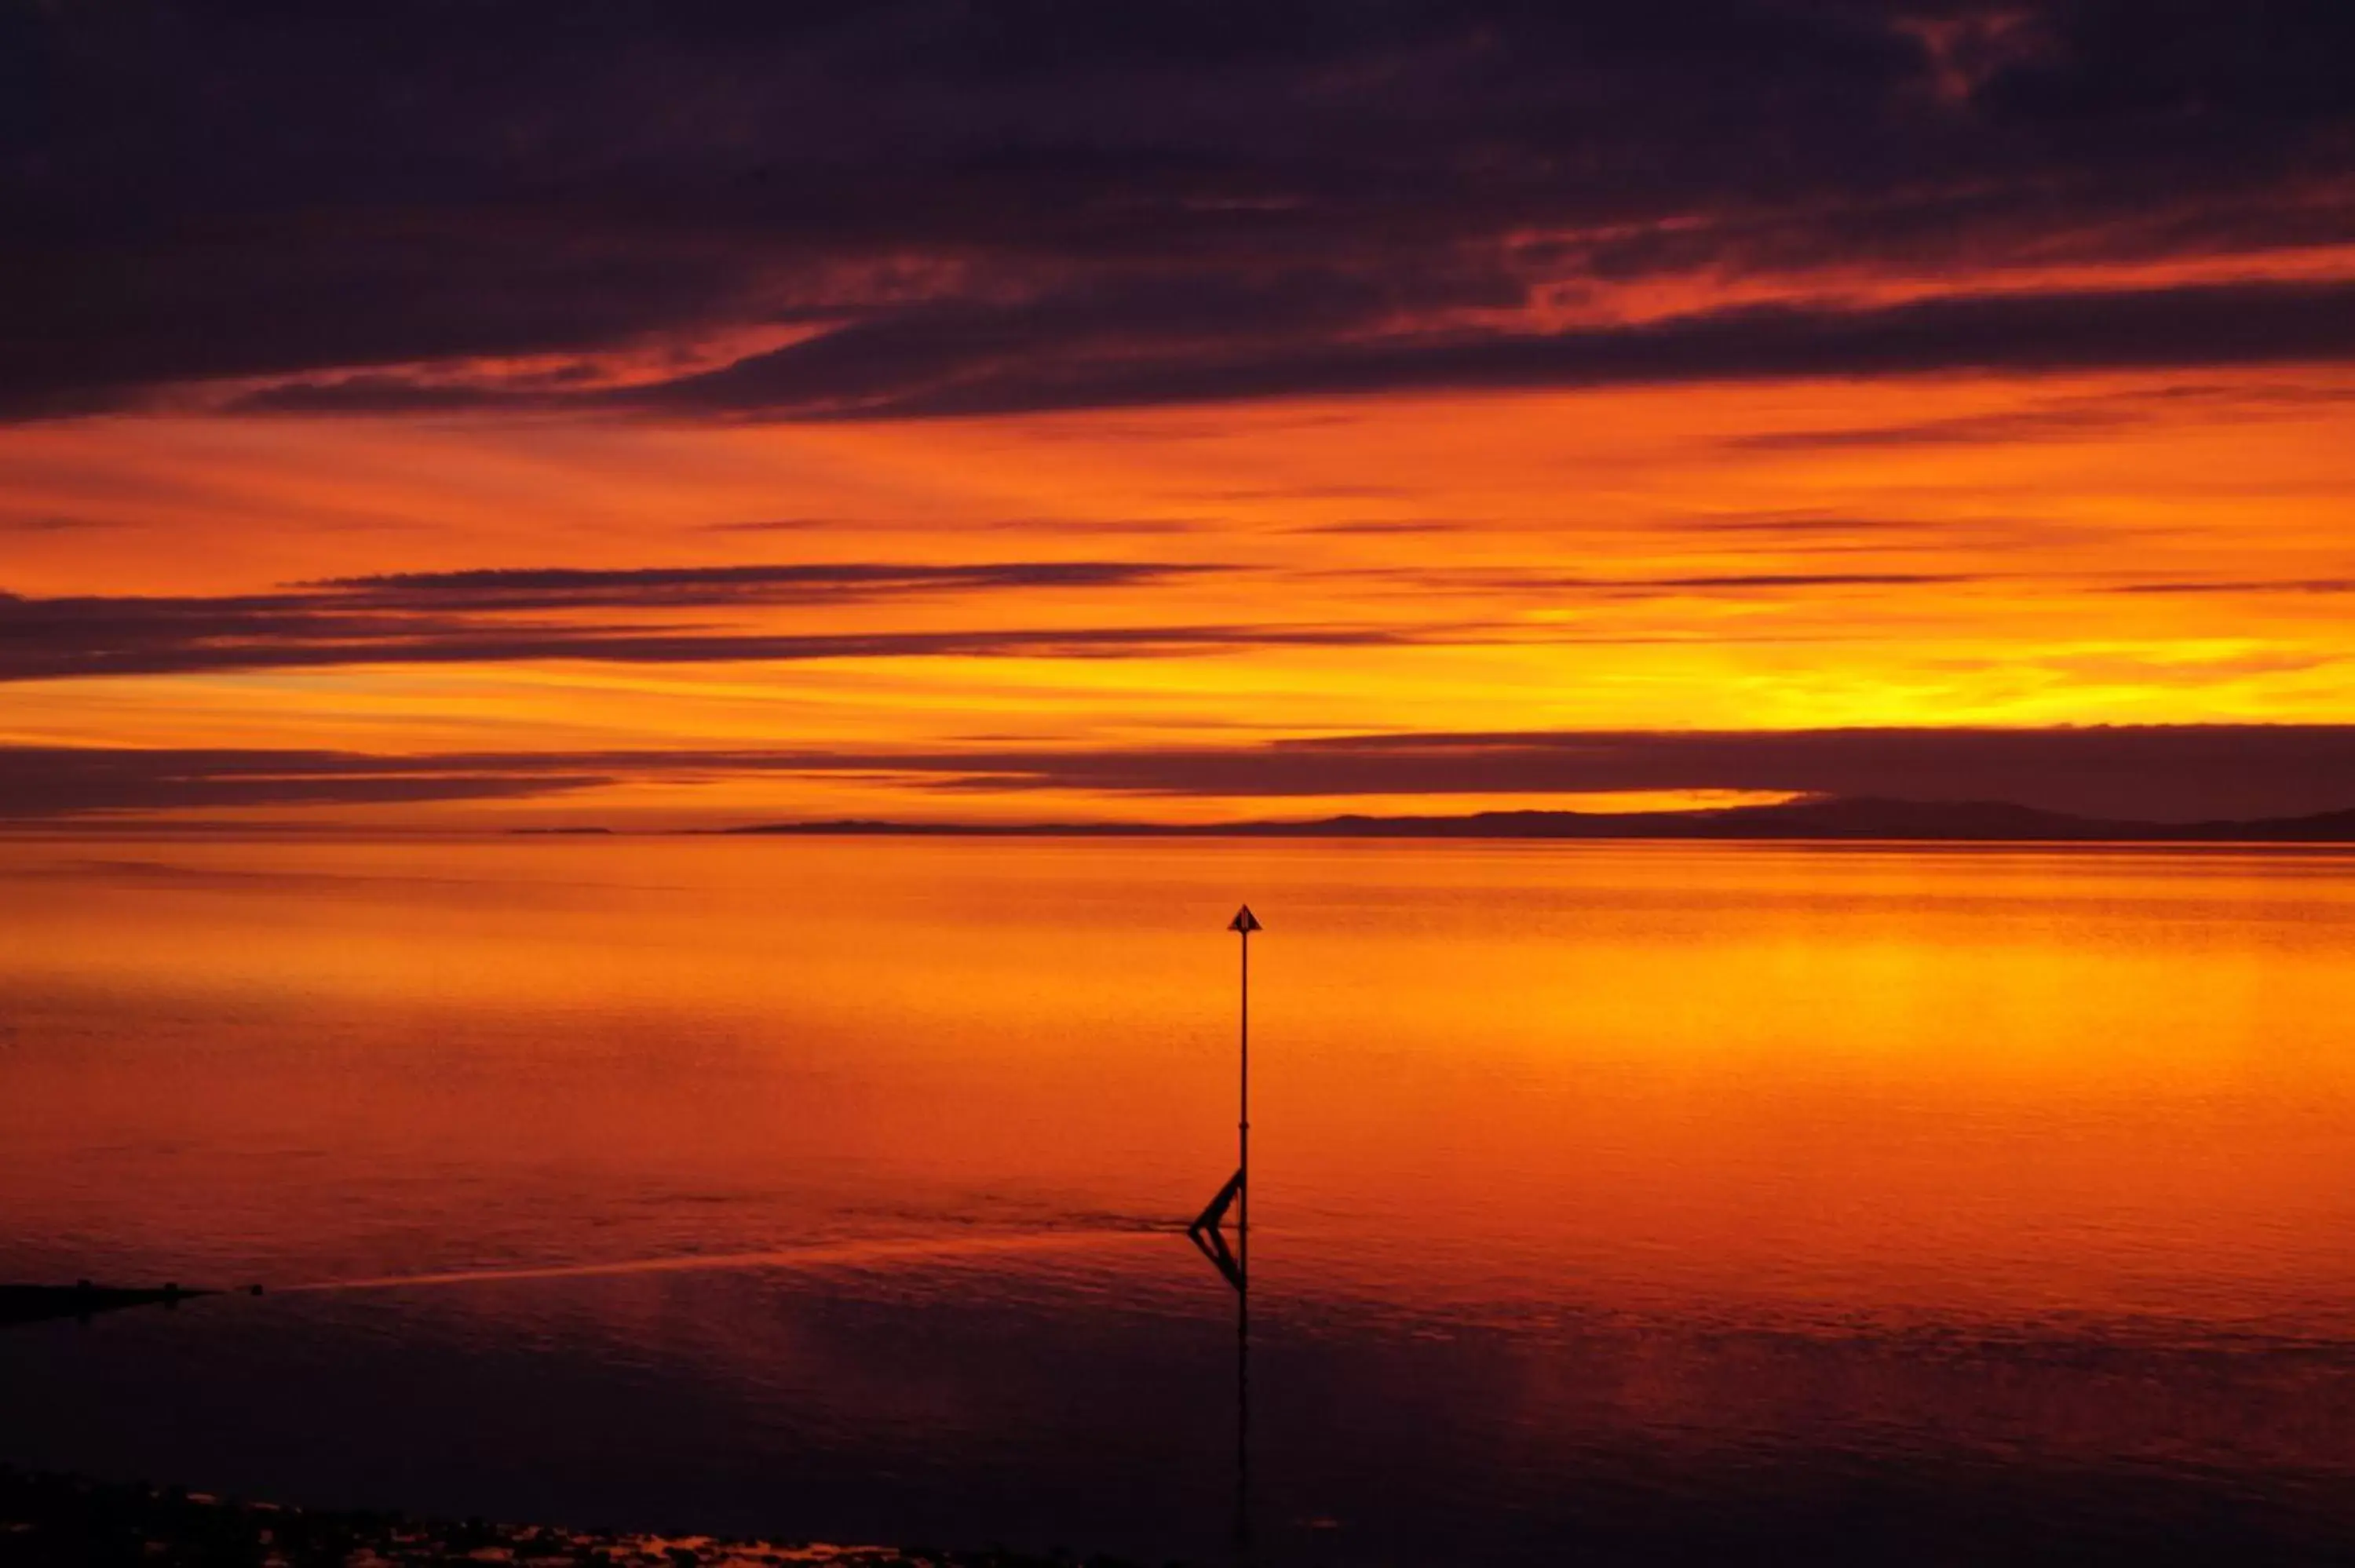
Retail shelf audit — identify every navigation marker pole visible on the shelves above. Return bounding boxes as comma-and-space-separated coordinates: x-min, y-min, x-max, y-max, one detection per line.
1188, 904, 1260, 1561
1188, 903, 1258, 1293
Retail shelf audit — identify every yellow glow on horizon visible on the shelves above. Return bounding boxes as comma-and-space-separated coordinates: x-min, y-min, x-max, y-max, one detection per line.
5, 366, 2353, 823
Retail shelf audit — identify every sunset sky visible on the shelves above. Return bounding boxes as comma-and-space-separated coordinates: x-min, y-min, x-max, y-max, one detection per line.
6, 1, 2354, 826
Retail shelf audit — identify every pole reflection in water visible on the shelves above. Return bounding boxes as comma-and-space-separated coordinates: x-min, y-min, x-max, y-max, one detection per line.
1190, 906, 1261, 1560
1237, 1256, 1251, 1563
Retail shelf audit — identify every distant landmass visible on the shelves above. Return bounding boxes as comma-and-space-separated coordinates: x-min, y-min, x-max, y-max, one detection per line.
715, 796, 2355, 843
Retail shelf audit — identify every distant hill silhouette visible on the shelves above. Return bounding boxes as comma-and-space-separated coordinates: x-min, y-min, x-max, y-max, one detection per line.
718, 796, 2355, 843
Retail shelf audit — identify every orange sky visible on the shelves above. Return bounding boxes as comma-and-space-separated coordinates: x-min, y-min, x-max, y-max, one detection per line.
5, 364, 2353, 826
9, 4, 2355, 827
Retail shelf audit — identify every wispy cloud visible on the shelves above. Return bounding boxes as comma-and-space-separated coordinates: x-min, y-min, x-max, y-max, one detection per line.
1338, 567, 1985, 599
301, 561, 1220, 609
1723, 403, 2144, 452
697, 517, 1205, 537
0, 606, 1394, 683
0, 747, 619, 818
2110, 578, 2355, 596
0, 516, 130, 533
0, 560, 1440, 682
207, 277, 2355, 424
1281, 520, 1467, 536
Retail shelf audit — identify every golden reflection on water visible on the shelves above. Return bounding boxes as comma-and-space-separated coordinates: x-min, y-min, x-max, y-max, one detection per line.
4, 833, 2353, 1338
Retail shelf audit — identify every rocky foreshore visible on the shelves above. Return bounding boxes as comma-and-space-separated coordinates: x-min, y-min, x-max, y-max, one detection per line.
0, 1470, 1123, 1568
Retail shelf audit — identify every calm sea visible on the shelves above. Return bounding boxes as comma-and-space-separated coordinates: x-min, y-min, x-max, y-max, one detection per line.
4, 835, 2354, 1563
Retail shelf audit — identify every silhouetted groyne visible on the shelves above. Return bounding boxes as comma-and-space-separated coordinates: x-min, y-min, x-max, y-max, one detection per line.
0, 1282, 216, 1328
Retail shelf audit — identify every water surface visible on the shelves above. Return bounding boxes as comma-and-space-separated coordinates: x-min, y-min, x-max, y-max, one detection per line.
4, 835, 2354, 1563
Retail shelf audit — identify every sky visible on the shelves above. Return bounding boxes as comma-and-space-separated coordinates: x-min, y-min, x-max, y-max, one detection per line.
5, 0, 2355, 826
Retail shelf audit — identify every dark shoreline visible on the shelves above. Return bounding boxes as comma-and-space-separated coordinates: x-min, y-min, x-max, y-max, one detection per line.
0, 1468, 1102, 1568
706, 795, 2355, 844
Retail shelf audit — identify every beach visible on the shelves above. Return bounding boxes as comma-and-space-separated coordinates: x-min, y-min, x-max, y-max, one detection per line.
0, 1468, 1089, 1568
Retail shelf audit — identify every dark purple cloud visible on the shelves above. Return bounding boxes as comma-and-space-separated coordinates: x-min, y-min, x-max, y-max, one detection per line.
221, 275, 2355, 422
303, 560, 1219, 610
13, 556, 2020, 682
1406, 571, 1982, 595
0, 567, 1394, 680
0, 560, 1298, 680
874, 726, 2355, 820
1723, 404, 2145, 452
1727, 381, 2355, 451
10, 726, 2355, 822
5, 2, 2353, 421
2111, 579, 2355, 596
0, 746, 618, 817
